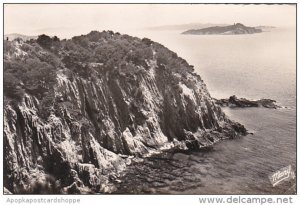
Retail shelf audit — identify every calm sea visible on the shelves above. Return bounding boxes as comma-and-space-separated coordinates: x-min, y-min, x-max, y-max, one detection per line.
114, 28, 296, 194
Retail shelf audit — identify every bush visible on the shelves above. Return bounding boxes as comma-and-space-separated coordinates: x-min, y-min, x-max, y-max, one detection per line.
4, 41, 14, 55
4, 72, 25, 101
37, 34, 52, 49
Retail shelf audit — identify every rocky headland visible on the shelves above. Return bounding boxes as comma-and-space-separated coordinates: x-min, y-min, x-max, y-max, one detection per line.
4, 31, 247, 194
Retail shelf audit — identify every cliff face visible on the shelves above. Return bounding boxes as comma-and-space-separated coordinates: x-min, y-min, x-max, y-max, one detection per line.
4, 31, 246, 194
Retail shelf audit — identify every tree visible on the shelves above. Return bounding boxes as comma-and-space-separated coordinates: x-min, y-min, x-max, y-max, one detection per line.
21, 58, 56, 98
37, 34, 52, 49
52, 36, 60, 42
142, 38, 153, 46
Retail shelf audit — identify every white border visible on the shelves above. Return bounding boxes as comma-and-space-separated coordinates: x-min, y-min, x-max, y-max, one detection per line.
0, 1, 298, 205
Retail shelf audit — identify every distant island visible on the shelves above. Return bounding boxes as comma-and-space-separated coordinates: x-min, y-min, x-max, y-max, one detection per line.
182, 23, 263, 35
147, 23, 229, 31
4, 33, 37, 41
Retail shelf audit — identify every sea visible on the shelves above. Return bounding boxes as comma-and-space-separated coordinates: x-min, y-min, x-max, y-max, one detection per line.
114, 28, 296, 194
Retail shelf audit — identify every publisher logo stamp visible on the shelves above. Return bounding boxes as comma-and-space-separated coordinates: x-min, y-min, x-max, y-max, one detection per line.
269, 165, 295, 187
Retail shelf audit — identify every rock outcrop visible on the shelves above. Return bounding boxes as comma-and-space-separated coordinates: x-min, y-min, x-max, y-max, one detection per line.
4, 31, 247, 194
214, 95, 280, 109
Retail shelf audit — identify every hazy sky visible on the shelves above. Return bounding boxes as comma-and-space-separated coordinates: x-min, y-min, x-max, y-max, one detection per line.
4, 4, 296, 38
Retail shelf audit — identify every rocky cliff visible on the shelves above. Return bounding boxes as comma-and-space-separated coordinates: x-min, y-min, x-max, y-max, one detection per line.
4, 31, 247, 194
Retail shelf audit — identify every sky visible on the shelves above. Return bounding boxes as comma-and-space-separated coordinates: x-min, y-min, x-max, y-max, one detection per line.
4, 4, 296, 39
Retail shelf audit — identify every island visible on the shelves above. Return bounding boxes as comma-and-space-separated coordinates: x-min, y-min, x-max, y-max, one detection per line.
214, 95, 280, 109
182, 23, 263, 35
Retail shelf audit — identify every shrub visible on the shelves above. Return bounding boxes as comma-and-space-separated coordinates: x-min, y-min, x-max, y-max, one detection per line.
37, 34, 52, 49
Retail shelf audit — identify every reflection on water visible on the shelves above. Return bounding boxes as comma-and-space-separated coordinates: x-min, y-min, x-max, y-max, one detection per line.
113, 29, 296, 194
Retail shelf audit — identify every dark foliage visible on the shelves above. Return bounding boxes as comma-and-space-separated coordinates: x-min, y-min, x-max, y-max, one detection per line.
4, 30, 192, 105
37, 34, 53, 49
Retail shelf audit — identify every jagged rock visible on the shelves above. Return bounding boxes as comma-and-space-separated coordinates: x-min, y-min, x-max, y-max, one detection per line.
4, 187, 12, 194
4, 31, 247, 194
214, 95, 280, 109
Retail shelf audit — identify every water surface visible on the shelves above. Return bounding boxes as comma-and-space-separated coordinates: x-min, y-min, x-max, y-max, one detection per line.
115, 28, 296, 194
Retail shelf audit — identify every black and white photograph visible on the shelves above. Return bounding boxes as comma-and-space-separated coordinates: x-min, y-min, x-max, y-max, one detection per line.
2, 1, 297, 202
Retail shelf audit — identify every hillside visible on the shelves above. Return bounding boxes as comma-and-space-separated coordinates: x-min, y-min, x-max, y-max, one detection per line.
4, 31, 247, 194
4, 33, 38, 41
